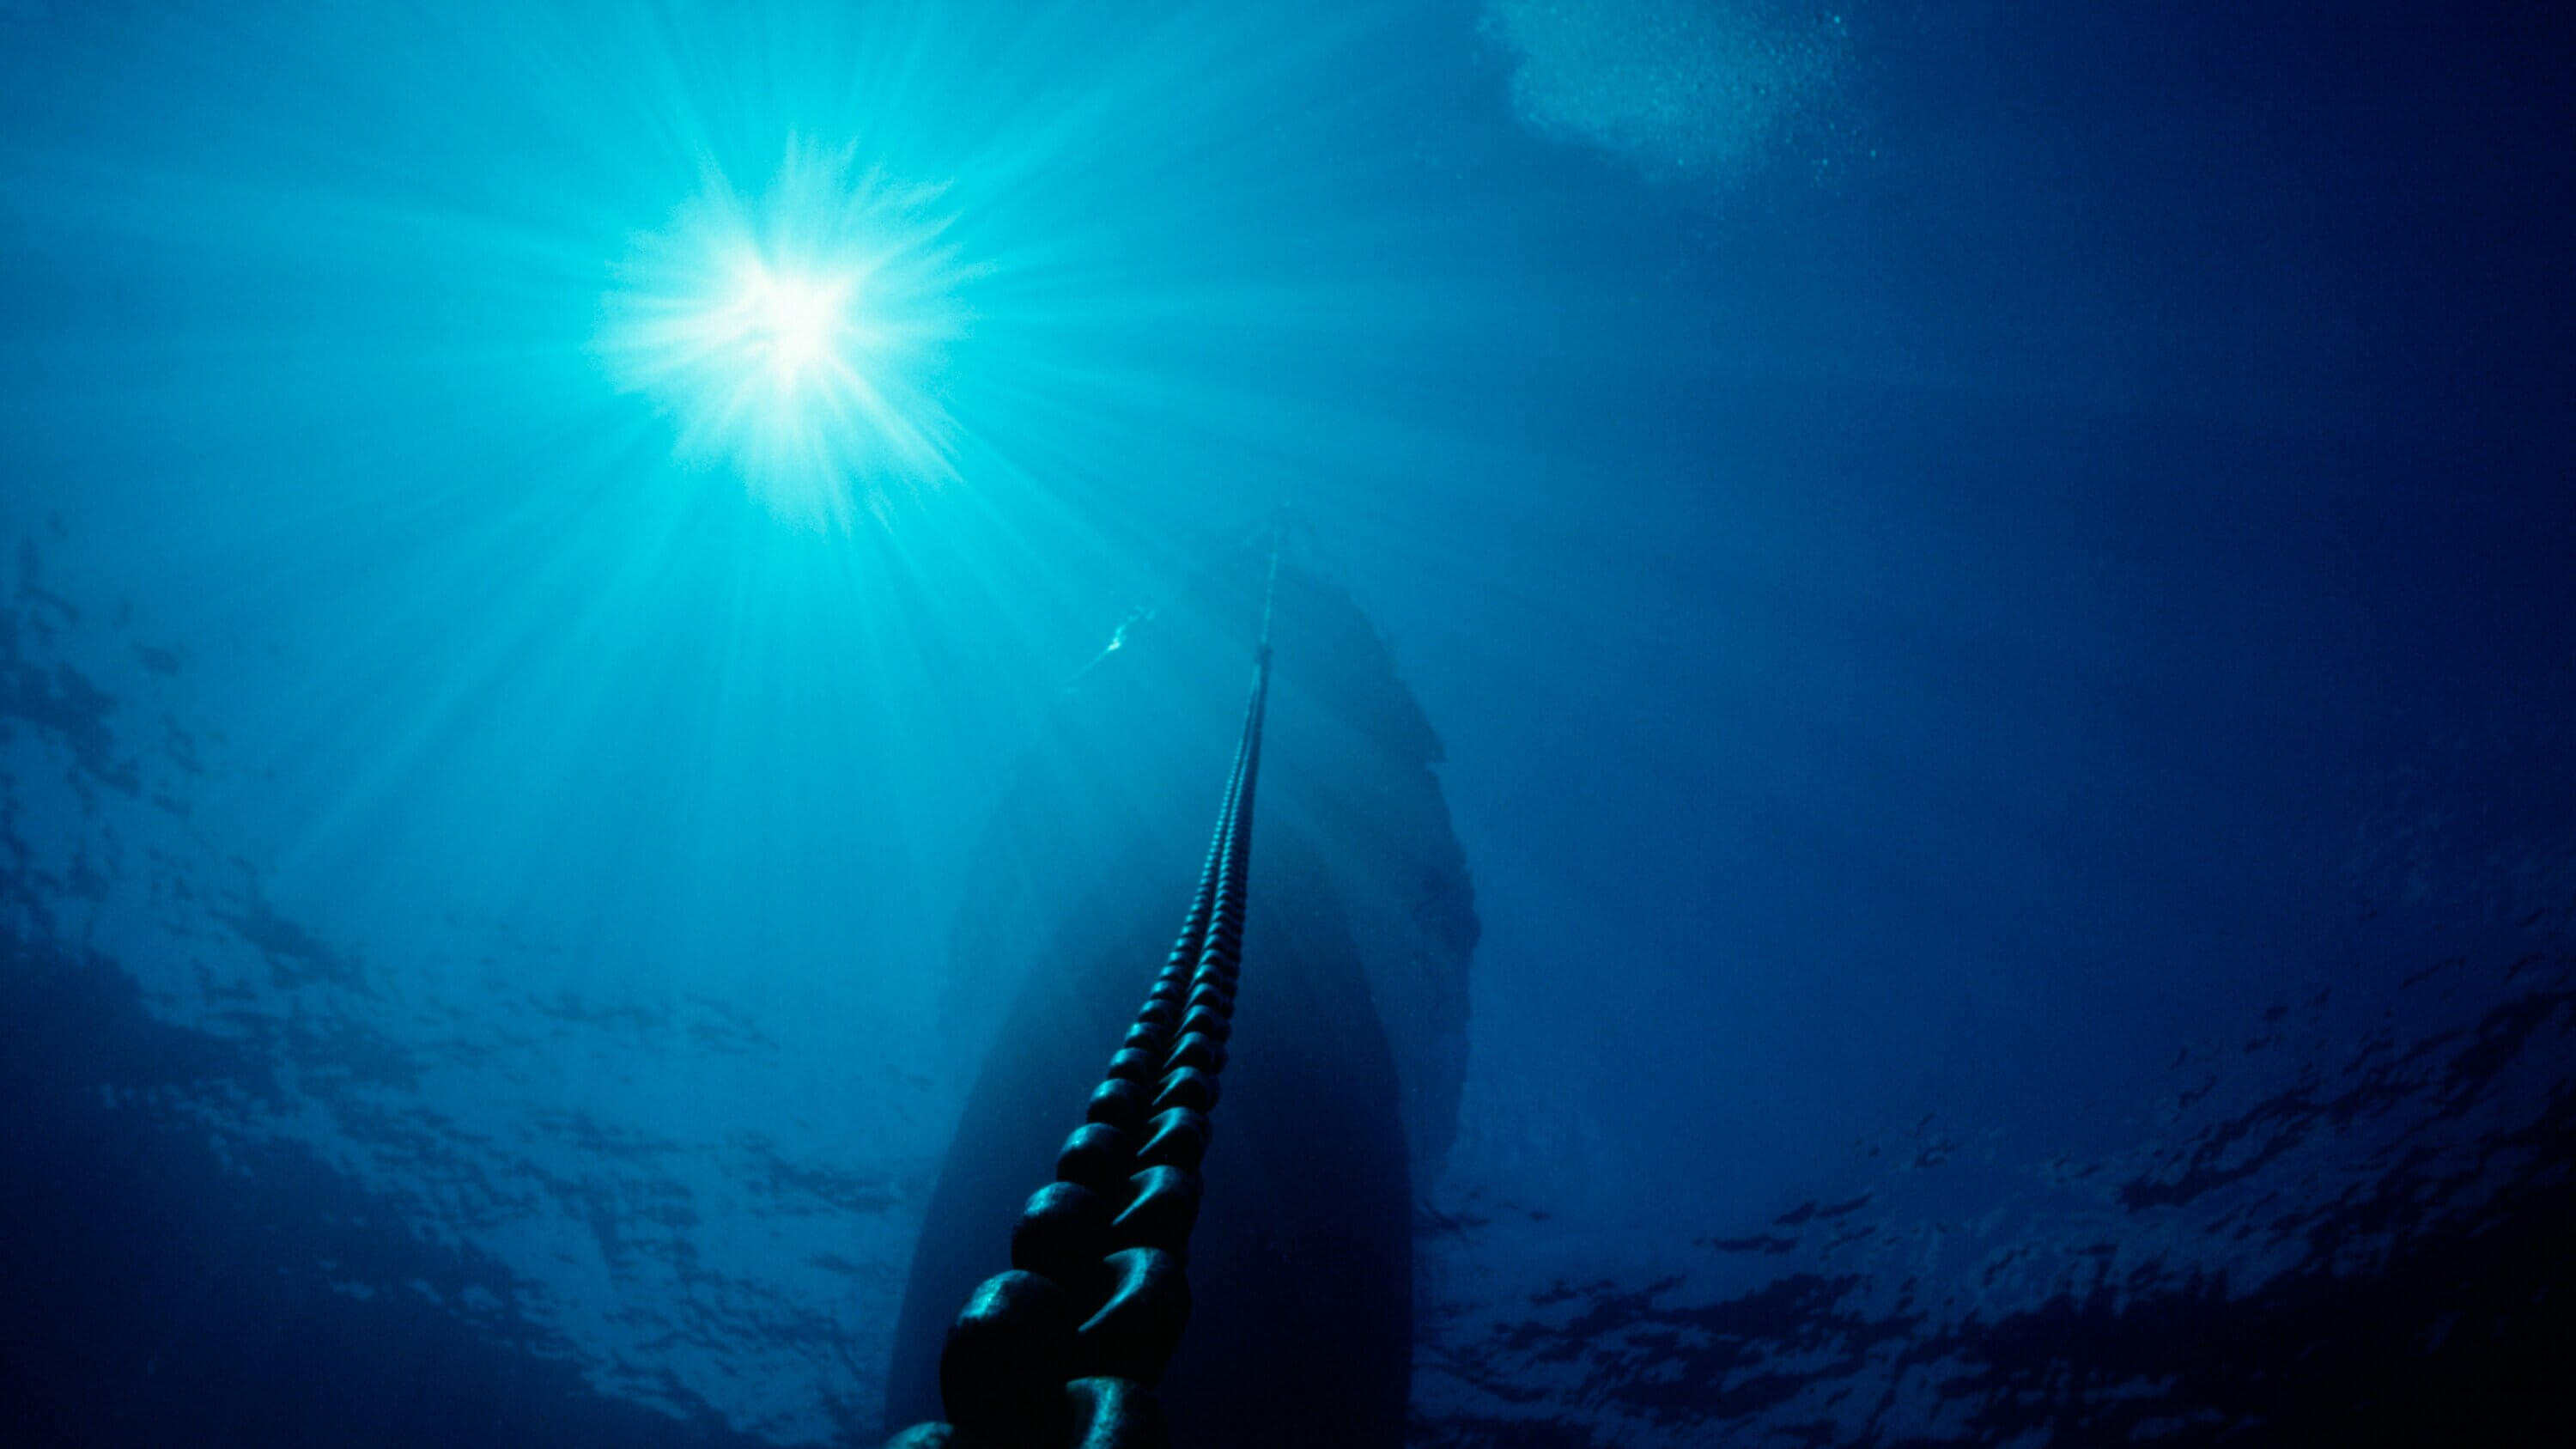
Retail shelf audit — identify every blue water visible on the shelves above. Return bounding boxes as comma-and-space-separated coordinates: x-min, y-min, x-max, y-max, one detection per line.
4, 1, 2572, 1444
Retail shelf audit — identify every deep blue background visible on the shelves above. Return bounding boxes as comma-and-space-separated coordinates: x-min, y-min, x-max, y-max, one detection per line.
4, 1, 2572, 1443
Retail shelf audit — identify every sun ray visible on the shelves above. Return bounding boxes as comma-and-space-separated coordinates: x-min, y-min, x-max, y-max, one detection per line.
598, 139, 971, 528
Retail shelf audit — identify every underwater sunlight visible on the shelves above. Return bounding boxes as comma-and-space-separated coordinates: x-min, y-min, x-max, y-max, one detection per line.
6, 1, 2575, 1446
599, 140, 970, 527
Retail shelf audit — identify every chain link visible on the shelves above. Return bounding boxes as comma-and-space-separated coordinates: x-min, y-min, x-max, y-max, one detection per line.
888, 537, 1281, 1449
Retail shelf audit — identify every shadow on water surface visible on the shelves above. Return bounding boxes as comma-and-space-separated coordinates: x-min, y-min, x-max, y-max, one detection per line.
0, 931, 771, 1449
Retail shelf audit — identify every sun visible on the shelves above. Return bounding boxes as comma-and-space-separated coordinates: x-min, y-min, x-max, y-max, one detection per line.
752, 266, 850, 374
599, 140, 970, 527
731, 265, 852, 384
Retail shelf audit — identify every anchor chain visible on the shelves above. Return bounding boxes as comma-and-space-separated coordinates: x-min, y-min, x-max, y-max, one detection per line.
889, 533, 1282, 1449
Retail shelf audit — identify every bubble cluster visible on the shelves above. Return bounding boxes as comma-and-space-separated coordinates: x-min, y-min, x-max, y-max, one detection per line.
1484, 0, 1845, 186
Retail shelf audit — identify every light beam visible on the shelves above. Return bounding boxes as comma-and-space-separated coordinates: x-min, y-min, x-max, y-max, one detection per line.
600, 139, 971, 528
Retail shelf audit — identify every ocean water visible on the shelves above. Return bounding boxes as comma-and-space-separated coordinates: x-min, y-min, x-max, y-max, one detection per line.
3, 1, 2572, 1445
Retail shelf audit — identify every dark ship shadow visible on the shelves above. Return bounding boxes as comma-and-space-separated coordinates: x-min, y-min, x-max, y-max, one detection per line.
883, 539, 1476, 1447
